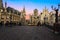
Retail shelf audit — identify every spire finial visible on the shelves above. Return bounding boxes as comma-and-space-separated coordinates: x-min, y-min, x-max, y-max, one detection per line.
23, 5, 25, 13
45, 6, 46, 10
5, 1, 7, 8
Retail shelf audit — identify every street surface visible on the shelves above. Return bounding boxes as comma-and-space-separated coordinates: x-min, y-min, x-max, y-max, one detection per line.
0, 26, 60, 40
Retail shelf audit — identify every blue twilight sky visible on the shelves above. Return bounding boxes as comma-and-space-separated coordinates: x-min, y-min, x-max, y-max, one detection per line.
3, 0, 60, 14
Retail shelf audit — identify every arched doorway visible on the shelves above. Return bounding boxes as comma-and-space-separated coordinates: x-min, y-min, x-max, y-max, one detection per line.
5, 21, 9, 26
0, 21, 4, 26
37, 21, 41, 26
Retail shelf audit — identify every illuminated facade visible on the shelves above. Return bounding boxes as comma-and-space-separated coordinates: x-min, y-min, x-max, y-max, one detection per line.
0, 0, 21, 24
40, 7, 50, 24
40, 7, 56, 25
49, 10, 56, 25
0, 0, 57, 25
30, 9, 39, 25
29, 7, 56, 25
20, 6, 26, 25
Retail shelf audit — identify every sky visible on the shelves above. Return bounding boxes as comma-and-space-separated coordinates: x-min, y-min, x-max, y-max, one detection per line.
3, 0, 60, 15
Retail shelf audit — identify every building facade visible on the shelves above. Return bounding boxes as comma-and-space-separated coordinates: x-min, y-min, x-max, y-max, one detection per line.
0, 0, 21, 24
30, 9, 39, 25
39, 7, 56, 25
20, 6, 26, 25
40, 7, 50, 24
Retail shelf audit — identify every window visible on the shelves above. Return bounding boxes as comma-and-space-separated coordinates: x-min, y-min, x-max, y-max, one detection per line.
1, 17, 4, 19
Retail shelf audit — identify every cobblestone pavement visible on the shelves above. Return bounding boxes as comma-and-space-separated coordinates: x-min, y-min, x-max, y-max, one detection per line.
0, 26, 60, 40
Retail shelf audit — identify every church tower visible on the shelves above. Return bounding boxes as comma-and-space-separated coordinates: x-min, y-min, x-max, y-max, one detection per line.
0, 0, 3, 9
0, 0, 3, 12
22, 6, 26, 16
21, 6, 26, 25
34, 9, 38, 16
5, 2, 7, 12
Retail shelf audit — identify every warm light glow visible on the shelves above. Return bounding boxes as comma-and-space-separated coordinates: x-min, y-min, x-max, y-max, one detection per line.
25, 15, 30, 20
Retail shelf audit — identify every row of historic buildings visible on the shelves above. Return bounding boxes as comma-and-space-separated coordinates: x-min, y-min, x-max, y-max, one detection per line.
0, 0, 60, 26
29, 7, 56, 25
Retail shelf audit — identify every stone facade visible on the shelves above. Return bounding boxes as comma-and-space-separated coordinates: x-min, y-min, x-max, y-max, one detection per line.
29, 9, 39, 25
39, 7, 56, 25
0, 0, 21, 24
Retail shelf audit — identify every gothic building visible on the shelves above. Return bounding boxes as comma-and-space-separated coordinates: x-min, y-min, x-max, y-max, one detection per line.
40, 7, 50, 24
20, 6, 26, 25
39, 7, 56, 25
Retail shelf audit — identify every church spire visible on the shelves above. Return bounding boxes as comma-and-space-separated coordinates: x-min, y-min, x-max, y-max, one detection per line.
5, 1, 7, 8
22, 6, 26, 16
45, 6, 46, 10
44, 6, 48, 12
5, 1, 7, 12
23, 6, 25, 13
